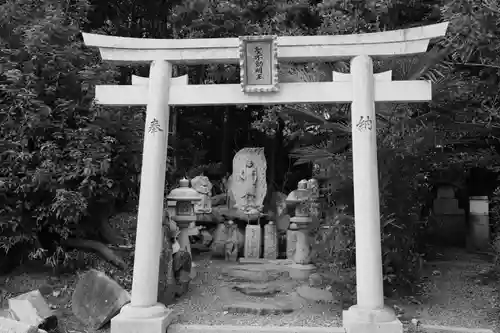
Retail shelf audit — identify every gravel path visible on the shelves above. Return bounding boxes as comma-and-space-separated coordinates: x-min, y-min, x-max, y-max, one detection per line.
169, 256, 342, 327
397, 251, 497, 330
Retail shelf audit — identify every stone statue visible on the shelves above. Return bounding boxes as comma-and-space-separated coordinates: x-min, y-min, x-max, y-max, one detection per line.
307, 179, 319, 200
225, 220, 239, 262
239, 159, 258, 209
191, 175, 213, 214
231, 147, 267, 216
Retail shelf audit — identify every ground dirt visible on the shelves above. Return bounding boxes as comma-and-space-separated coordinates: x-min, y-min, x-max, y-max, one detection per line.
0, 213, 498, 332
169, 253, 345, 327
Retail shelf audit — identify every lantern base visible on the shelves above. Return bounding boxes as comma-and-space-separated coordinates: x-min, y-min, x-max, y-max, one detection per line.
290, 216, 312, 224
173, 216, 197, 224
287, 263, 315, 280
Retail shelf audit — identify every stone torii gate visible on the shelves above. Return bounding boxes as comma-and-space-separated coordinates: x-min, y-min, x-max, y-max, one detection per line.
83, 22, 448, 333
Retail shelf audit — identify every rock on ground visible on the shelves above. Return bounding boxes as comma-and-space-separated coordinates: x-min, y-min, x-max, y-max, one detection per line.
0, 309, 17, 320
71, 269, 130, 330
232, 282, 280, 296
8, 289, 57, 331
0, 317, 38, 333
308, 273, 323, 287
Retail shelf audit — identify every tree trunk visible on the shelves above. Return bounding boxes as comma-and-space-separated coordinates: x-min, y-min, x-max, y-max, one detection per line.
222, 107, 230, 174
61, 238, 127, 270
275, 117, 285, 191
99, 219, 126, 245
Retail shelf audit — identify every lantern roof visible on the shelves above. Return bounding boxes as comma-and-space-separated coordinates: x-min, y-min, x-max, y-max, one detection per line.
167, 178, 202, 201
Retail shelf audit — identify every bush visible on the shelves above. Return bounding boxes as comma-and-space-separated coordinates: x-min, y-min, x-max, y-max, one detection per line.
313, 129, 433, 295
0, 0, 147, 269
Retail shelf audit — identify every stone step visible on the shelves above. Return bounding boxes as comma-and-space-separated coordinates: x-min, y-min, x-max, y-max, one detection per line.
167, 324, 344, 333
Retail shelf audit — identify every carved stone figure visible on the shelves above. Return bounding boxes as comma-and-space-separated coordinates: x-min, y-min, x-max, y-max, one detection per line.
239, 160, 258, 209
191, 175, 213, 214
231, 148, 267, 216
307, 179, 319, 200
225, 221, 239, 262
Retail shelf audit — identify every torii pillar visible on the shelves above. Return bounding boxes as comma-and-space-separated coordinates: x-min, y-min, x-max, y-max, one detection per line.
342, 55, 400, 333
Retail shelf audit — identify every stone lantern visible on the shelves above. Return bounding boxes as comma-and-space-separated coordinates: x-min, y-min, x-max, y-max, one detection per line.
166, 178, 201, 256
285, 179, 315, 279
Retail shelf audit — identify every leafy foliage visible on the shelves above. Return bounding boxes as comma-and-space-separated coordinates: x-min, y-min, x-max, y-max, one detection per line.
3, 0, 500, 296
0, 0, 146, 266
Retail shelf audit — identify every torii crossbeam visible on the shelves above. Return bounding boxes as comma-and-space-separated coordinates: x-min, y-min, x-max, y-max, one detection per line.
82, 22, 448, 333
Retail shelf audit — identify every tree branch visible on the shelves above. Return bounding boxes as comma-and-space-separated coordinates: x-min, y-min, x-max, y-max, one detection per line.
447, 62, 500, 70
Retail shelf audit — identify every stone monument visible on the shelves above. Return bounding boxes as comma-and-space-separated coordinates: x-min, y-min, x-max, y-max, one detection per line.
230, 148, 267, 259
244, 224, 261, 258
263, 221, 278, 259
231, 147, 267, 217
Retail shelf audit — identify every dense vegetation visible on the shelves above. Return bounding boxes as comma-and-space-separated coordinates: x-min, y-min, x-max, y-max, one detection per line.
2, 0, 500, 292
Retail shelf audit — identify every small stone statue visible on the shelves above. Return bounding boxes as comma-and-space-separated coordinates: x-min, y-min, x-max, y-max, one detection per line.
307, 179, 319, 200
159, 214, 193, 303
172, 240, 192, 297
225, 221, 239, 262
191, 175, 213, 214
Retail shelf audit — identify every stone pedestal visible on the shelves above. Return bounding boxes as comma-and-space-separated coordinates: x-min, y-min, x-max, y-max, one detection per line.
263, 222, 278, 259
111, 303, 176, 333
244, 224, 261, 258
286, 227, 297, 259
292, 226, 310, 265
468, 196, 489, 251
177, 221, 191, 255
343, 305, 402, 333
290, 217, 314, 280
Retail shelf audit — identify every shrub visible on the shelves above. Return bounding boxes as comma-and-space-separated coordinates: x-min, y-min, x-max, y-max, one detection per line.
313, 129, 433, 294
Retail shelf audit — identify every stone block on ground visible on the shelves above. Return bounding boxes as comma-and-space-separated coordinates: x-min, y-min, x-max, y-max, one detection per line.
71, 269, 130, 330
288, 263, 316, 280
0, 317, 38, 333
222, 264, 289, 282
232, 283, 280, 296
8, 289, 58, 331
297, 285, 335, 303
223, 299, 295, 315
238, 258, 294, 265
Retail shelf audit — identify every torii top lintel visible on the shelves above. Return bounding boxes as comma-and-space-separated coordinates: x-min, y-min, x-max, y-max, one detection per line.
82, 22, 448, 64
